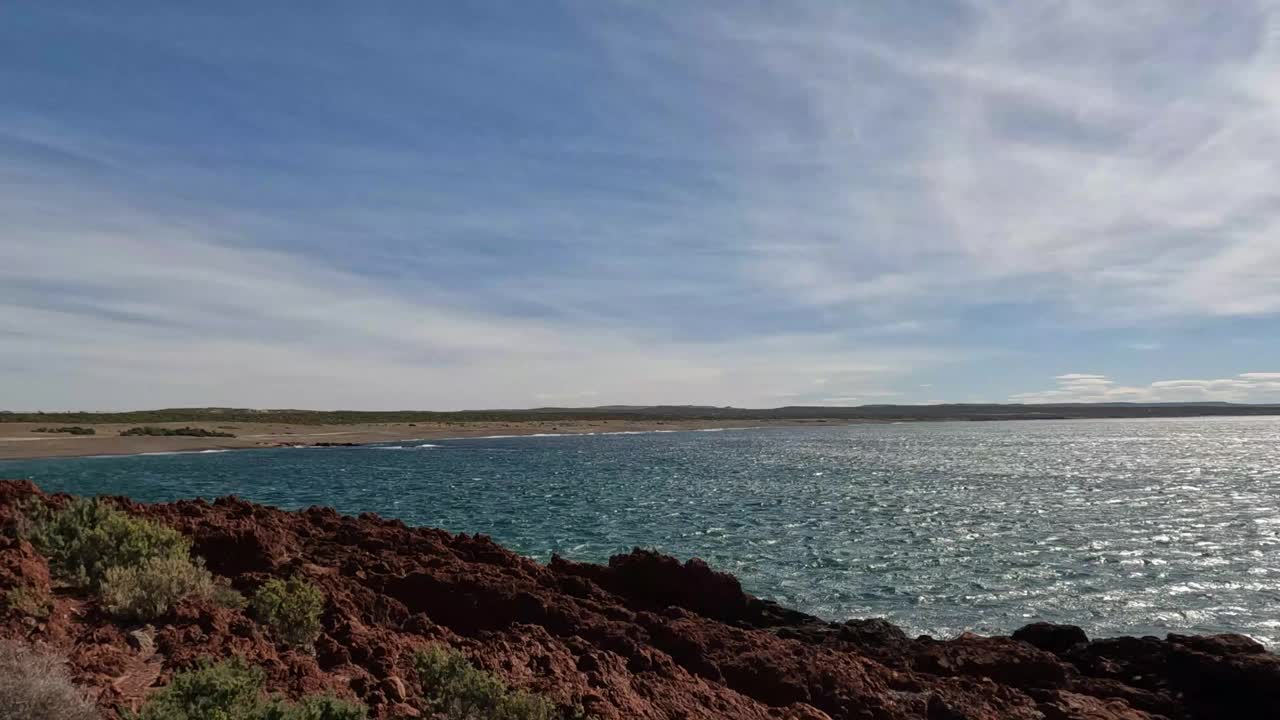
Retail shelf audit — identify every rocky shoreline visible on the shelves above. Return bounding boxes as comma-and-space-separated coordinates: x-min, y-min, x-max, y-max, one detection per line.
0, 479, 1276, 719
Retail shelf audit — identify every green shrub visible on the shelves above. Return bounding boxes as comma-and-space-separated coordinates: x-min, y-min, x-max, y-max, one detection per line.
132, 659, 365, 720
101, 554, 215, 621
32, 426, 96, 435
133, 658, 265, 720
27, 498, 219, 620
29, 498, 192, 590
4, 585, 52, 618
213, 581, 248, 611
120, 426, 235, 438
414, 646, 558, 720
0, 639, 99, 720
250, 578, 325, 647
264, 696, 367, 720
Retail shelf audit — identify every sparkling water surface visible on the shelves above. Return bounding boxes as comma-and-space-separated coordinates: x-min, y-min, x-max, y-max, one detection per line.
3, 417, 1278, 646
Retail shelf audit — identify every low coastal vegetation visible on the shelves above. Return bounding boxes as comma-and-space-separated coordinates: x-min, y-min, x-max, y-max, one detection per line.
415, 646, 564, 720
0, 641, 578, 720
119, 426, 236, 438
132, 658, 366, 720
28, 497, 193, 588
4, 583, 52, 618
0, 639, 99, 720
32, 425, 96, 435
102, 554, 221, 621
250, 577, 325, 648
24, 498, 219, 620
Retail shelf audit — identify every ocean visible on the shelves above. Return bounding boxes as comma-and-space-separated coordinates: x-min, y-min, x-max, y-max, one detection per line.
3, 416, 1278, 646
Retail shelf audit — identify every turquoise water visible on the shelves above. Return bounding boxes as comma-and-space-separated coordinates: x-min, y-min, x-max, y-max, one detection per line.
3, 417, 1279, 645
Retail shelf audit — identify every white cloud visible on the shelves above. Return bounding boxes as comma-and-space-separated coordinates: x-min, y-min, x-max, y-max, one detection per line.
584, 1, 1280, 321
0, 178, 940, 410
1012, 372, 1280, 403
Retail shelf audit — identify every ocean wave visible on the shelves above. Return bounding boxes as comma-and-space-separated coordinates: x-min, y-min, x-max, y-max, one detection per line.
445, 427, 756, 441
133, 449, 231, 457
447, 433, 561, 440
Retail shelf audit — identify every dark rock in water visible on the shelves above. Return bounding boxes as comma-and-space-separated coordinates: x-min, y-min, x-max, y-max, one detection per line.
1013, 622, 1089, 654
838, 618, 910, 647
312, 441, 361, 447
913, 633, 1071, 689
2, 479, 1278, 720
550, 548, 753, 622
1167, 632, 1267, 655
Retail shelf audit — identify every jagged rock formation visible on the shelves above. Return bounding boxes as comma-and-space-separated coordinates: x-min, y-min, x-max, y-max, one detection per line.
1, 480, 1276, 719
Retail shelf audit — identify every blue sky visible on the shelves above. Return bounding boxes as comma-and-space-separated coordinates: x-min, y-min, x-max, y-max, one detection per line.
3, 1, 1279, 410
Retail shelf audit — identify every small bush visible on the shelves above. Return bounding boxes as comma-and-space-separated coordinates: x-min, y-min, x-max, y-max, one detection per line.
414, 646, 559, 720
133, 658, 264, 720
27, 498, 219, 620
32, 426, 96, 435
29, 498, 191, 590
4, 585, 52, 618
251, 578, 325, 647
120, 426, 236, 438
133, 659, 365, 720
265, 696, 367, 720
101, 554, 215, 621
0, 639, 99, 720
213, 581, 248, 610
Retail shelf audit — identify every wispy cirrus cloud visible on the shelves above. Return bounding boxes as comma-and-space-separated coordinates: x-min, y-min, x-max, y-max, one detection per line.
583, 1, 1280, 321
0, 156, 941, 409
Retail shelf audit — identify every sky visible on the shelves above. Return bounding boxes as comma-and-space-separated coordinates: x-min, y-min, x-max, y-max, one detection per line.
3, 1, 1280, 411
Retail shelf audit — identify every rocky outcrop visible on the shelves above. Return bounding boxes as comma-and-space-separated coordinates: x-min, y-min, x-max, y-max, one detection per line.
1, 480, 1276, 719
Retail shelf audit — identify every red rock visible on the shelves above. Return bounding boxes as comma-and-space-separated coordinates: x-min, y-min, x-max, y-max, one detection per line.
1012, 623, 1089, 654
1035, 689, 1155, 720
380, 675, 407, 703
1, 480, 1277, 720
913, 635, 1070, 688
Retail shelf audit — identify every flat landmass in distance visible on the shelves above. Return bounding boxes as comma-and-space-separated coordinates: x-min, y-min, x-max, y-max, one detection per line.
1, 402, 1278, 460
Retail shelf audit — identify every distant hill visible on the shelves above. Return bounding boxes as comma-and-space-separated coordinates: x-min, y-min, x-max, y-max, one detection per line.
2, 402, 1279, 425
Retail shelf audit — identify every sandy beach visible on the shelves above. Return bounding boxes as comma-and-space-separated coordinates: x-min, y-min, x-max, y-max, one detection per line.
0, 418, 859, 461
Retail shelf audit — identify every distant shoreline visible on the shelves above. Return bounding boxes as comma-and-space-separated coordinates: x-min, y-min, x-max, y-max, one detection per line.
5, 401, 1280, 427
0, 418, 871, 461
3, 410, 1279, 461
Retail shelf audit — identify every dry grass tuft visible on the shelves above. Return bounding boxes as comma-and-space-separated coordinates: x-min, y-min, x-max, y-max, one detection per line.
0, 639, 99, 720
